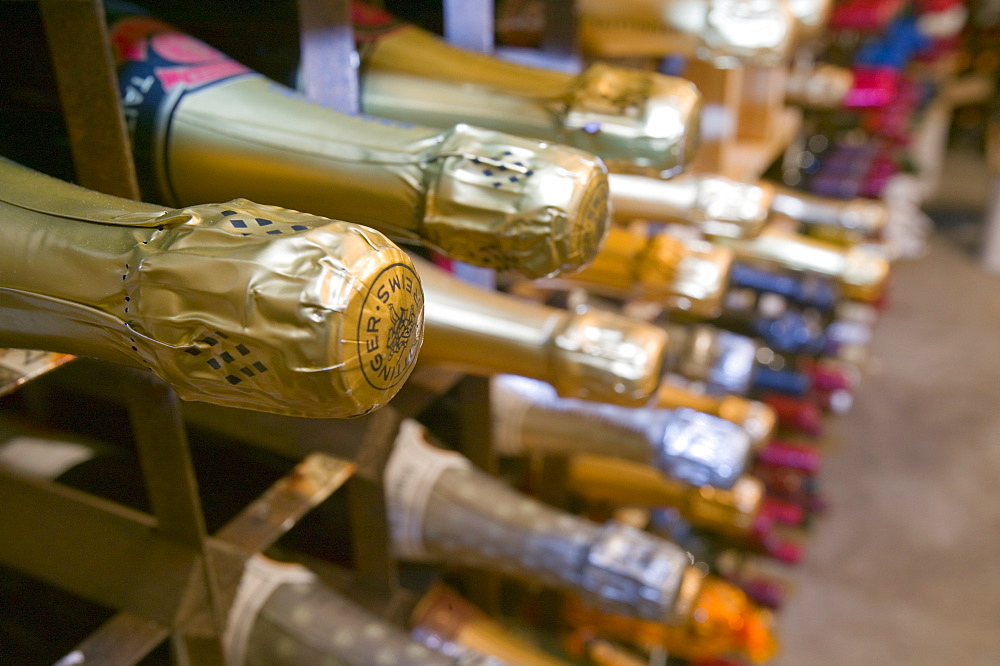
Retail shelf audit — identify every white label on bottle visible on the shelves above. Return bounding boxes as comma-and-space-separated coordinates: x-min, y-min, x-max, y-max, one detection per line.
384, 419, 471, 561
0, 437, 95, 480
224, 554, 316, 666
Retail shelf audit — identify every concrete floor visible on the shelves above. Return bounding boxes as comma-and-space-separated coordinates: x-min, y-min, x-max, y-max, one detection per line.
773, 150, 1000, 664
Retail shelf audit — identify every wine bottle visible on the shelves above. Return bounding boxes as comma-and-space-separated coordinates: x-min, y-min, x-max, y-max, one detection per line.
550, 224, 733, 320
413, 255, 668, 407
351, 4, 702, 175
653, 381, 776, 447
574, 0, 796, 66
0, 157, 422, 419
410, 582, 569, 666
562, 575, 778, 664
228, 555, 493, 666
713, 225, 890, 302
610, 172, 887, 243
490, 374, 752, 489
728, 263, 840, 311
658, 323, 812, 397
384, 419, 703, 623
607, 173, 772, 239
564, 455, 764, 538
715, 291, 832, 356
770, 184, 888, 243
108, 13, 610, 279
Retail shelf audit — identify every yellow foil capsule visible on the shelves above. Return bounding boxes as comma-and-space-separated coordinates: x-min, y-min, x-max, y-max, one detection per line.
354, 6, 701, 174
553, 225, 733, 319
414, 255, 668, 407
0, 158, 423, 418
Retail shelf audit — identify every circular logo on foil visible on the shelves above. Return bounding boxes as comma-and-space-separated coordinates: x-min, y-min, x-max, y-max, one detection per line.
573, 171, 611, 263
357, 263, 424, 391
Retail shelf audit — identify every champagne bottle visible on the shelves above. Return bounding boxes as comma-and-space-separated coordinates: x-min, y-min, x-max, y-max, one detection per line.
653, 381, 776, 447
0, 157, 422, 419
714, 225, 890, 302
413, 255, 668, 407
562, 575, 779, 664
410, 583, 568, 666
659, 323, 812, 397
728, 263, 839, 311
228, 555, 494, 666
565, 455, 764, 538
384, 419, 703, 623
108, 13, 610, 279
490, 374, 752, 489
575, 0, 796, 66
351, 4, 702, 175
770, 184, 888, 243
609, 172, 887, 242
550, 224, 733, 320
607, 173, 772, 239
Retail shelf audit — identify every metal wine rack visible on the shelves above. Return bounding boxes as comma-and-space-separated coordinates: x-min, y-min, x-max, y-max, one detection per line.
0, 1, 498, 663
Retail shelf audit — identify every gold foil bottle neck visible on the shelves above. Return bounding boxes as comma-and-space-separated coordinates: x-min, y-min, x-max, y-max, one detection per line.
771, 187, 888, 240
718, 227, 889, 302
564, 226, 732, 319
0, 158, 423, 418
561, 63, 702, 175
130, 201, 425, 418
359, 13, 701, 174
422, 124, 611, 279
608, 173, 770, 239
549, 308, 669, 406
577, 0, 795, 66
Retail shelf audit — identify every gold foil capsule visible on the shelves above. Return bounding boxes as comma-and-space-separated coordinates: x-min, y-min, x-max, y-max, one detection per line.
421, 124, 611, 278
557, 225, 733, 319
356, 10, 702, 174
0, 158, 423, 418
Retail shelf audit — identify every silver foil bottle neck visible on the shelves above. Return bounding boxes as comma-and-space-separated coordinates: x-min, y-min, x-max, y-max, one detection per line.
579, 521, 693, 622
657, 407, 751, 489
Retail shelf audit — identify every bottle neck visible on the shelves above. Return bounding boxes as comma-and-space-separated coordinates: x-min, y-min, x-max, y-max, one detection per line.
567, 456, 763, 537
385, 421, 693, 622
411, 584, 570, 666
0, 158, 163, 366
609, 173, 700, 222
233, 555, 460, 666
415, 256, 561, 381
491, 375, 751, 489
491, 376, 661, 464
415, 256, 667, 406
363, 23, 572, 97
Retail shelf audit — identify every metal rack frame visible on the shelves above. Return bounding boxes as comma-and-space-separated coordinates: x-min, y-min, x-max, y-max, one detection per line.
0, 1, 496, 663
